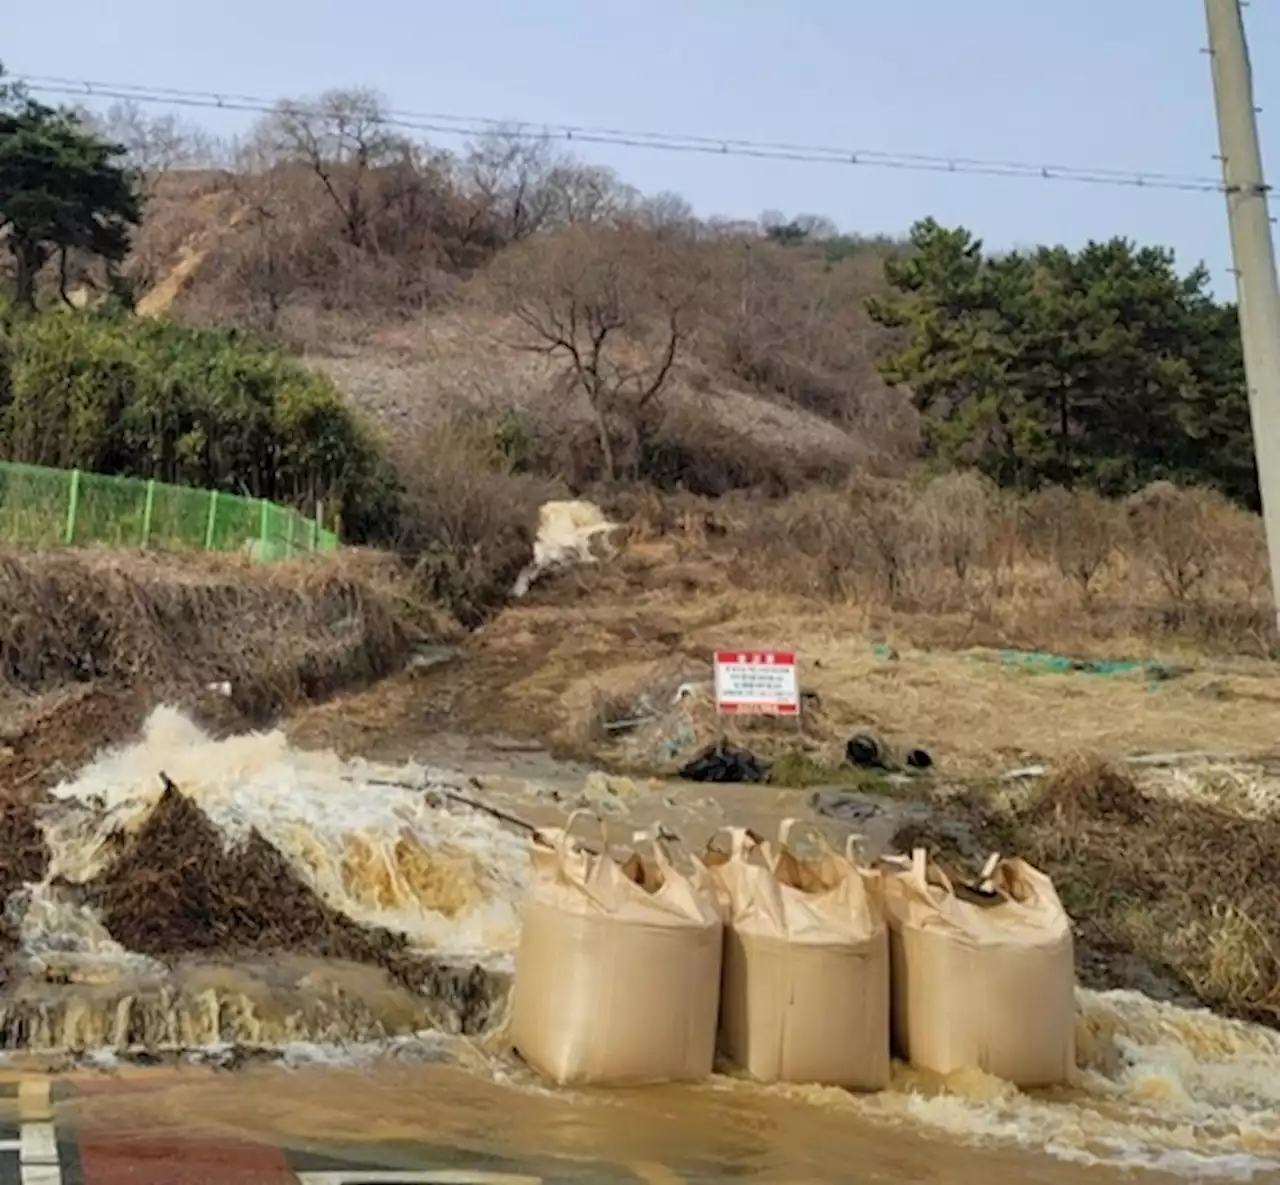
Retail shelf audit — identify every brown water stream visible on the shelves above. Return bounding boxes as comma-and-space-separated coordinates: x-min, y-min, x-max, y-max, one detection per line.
53, 1045, 1280, 1184
9, 707, 1280, 1182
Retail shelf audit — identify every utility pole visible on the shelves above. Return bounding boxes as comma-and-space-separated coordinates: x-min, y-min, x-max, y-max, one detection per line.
1205, 0, 1280, 631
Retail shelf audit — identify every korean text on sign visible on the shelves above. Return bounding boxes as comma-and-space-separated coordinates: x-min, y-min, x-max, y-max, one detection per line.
713, 650, 799, 716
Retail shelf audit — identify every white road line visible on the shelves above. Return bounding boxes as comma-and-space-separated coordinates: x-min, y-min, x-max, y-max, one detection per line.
14, 1082, 61, 1185
19, 1125, 56, 1165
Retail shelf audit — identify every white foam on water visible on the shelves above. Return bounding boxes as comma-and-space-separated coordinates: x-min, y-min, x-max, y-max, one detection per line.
6, 882, 164, 981
38, 706, 532, 960
846, 988, 1280, 1179
274, 1031, 458, 1070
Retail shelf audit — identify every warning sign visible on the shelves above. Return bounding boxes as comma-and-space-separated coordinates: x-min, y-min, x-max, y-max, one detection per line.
713, 650, 799, 716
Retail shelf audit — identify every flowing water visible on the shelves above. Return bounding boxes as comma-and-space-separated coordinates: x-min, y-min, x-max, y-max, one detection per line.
5, 709, 1280, 1181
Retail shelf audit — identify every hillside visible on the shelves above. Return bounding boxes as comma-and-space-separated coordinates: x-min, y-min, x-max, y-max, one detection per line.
109, 163, 917, 492
8, 75, 1249, 521
1, 84, 1266, 631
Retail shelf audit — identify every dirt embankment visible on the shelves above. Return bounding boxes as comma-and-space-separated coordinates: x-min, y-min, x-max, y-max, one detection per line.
0, 546, 437, 797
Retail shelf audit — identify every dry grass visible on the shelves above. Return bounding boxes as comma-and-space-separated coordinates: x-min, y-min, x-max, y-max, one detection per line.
875, 767, 1280, 1023
288, 523, 1280, 779
127, 165, 904, 490
0, 547, 418, 705
0, 546, 443, 791
317, 312, 866, 496
697, 475, 1276, 659
559, 609, 1280, 775
434, 473, 1279, 773
898, 758, 1280, 1022
279, 475, 1280, 782
386, 414, 564, 628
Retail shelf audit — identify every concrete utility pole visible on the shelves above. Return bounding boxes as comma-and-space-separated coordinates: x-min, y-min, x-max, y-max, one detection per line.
1205, 0, 1280, 631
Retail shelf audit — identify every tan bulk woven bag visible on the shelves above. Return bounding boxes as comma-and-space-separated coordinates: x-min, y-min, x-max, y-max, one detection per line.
880, 848, 1076, 1087
705, 820, 890, 1089
512, 813, 723, 1086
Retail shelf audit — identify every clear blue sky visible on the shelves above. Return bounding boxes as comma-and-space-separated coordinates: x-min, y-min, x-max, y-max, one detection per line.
8, 0, 1280, 294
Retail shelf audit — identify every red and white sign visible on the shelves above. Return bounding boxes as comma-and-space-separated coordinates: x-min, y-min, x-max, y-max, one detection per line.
714, 649, 800, 716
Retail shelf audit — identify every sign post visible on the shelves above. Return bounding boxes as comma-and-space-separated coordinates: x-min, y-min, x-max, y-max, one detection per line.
713, 650, 800, 717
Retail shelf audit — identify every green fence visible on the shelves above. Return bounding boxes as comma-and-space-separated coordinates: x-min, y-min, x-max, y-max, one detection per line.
0, 461, 338, 560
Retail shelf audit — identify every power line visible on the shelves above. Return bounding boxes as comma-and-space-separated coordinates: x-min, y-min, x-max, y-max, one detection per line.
9, 72, 1227, 195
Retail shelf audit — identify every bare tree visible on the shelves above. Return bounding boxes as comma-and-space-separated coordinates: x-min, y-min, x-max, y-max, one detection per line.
491, 225, 708, 481
1125, 482, 1218, 603
632, 190, 698, 240
760, 209, 838, 243
543, 162, 628, 227
462, 127, 563, 243
260, 87, 410, 249
1025, 486, 1123, 601
200, 135, 313, 332
78, 99, 218, 193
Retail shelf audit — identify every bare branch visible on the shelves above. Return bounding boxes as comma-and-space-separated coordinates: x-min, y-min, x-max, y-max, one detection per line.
257, 87, 410, 249
75, 99, 217, 196
489, 224, 708, 481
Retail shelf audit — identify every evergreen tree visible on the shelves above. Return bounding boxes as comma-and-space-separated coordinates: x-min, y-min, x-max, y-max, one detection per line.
0, 65, 143, 307
867, 217, 1257, 505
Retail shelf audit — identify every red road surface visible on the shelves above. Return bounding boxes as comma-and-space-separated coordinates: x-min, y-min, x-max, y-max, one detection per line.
77, 1133, 296, 1184
63, 1077, 297, 1183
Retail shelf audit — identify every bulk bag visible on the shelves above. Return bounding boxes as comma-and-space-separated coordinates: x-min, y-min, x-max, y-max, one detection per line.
705, 821, 891, 1089
511, 813, 723, 1085
879, 848, 1076, 1087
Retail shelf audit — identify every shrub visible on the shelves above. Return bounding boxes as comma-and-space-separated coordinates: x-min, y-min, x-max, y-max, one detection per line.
0, 305, 396, 540
917, 471, 995, 586
1125, 481, 1219, 602
387, 413, 565, 626
712, 477, 1274, 656
1022, 486, 1124, 601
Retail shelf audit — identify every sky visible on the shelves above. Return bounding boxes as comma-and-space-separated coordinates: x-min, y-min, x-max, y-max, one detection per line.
6, 0, 1279, 295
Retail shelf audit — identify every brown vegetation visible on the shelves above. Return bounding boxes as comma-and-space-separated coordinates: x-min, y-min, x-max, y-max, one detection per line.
95, 87, 913, 497
35, 96, 1280, 740
488, 223, 710, 482
388, 415, 563, 628
87, 94, 1269, 643
96, 97, 1261, 641
0, 547, 437, 792
0, 547, 413, 694
893, 758, 1280, 1025
285, 475, 1280, 788
720, 474, 1274, 656
87, 781, 501, 1033
346, 391, 1274, 655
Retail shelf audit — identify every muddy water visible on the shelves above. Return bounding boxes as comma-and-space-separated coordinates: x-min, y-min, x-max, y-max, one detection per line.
55, 1011, 1280, 1184
10, 708, 1280, 1181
